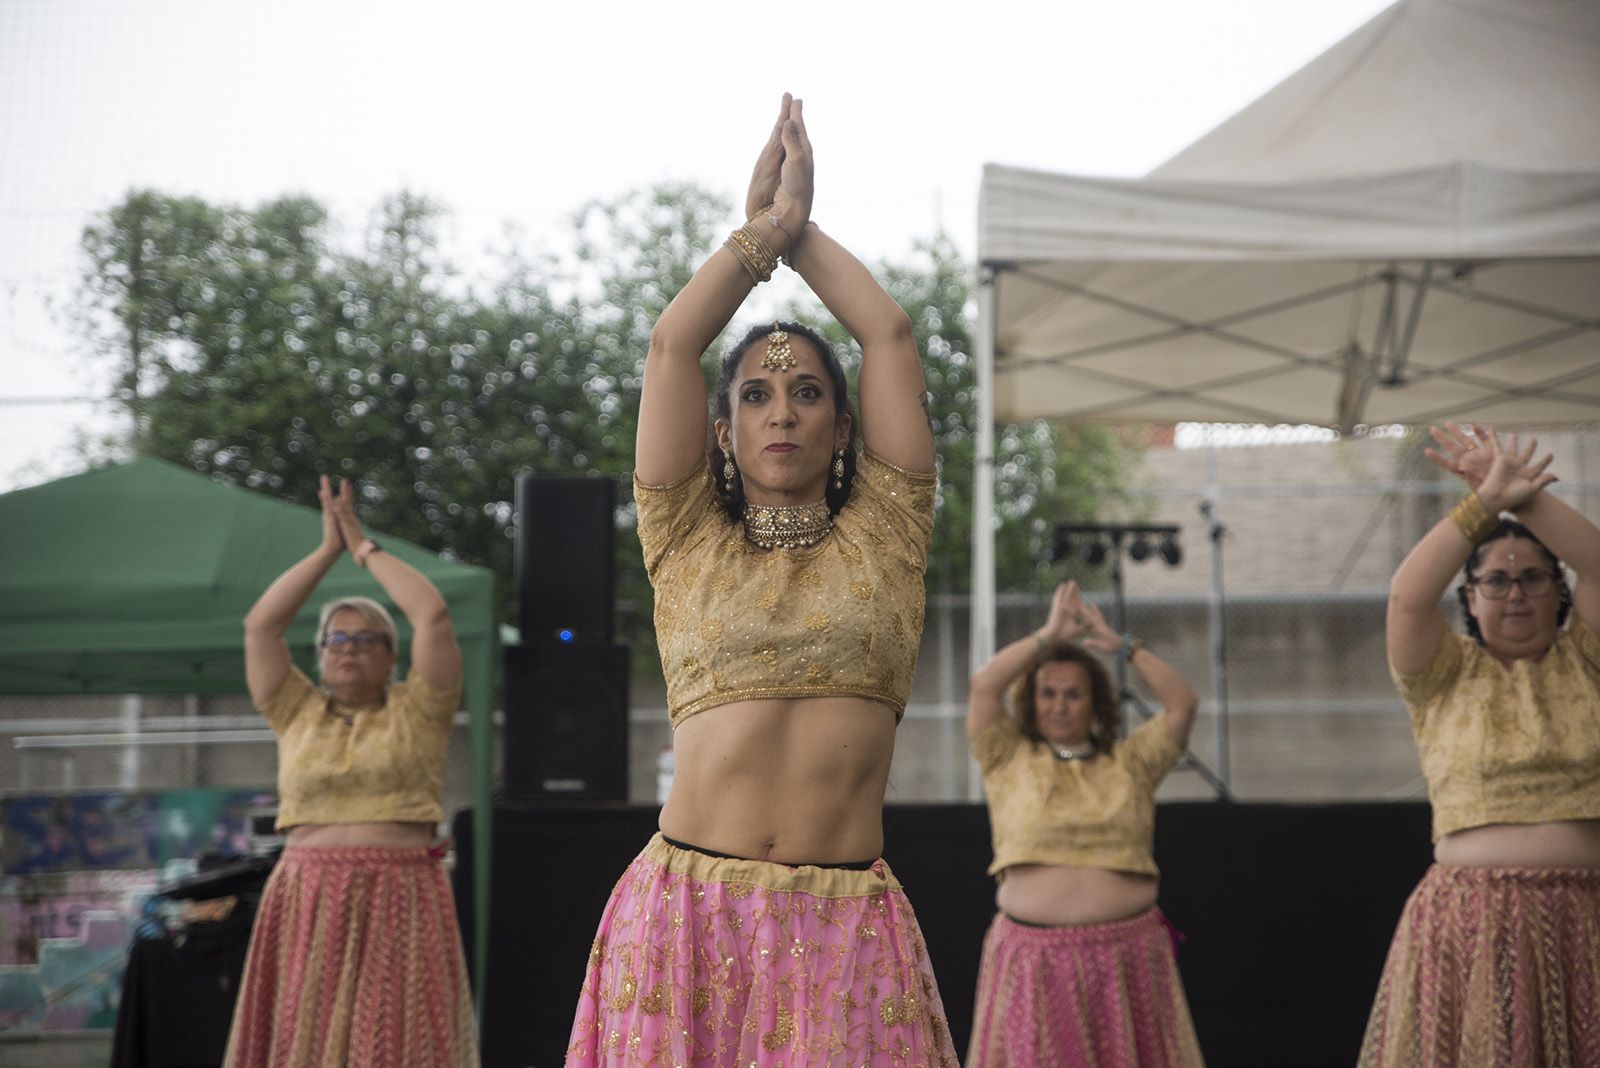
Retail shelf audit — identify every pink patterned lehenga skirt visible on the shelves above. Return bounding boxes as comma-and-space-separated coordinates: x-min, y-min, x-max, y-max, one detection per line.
965, 909, 1204, 1068
1358, 864, 1600, 1068
565, 833, 958, 1067
222, 843, 478, 1068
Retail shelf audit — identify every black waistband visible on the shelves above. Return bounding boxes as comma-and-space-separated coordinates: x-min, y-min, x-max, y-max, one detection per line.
661, 834, 876, 872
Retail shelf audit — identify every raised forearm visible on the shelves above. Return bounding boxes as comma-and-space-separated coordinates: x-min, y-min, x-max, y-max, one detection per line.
1128, 645, 1198, 726
364, 550, 448, 627
244, 545, 341, 638
649, 249, 759, 364
1392, 511, 1480, 613
971, 630, 1049, 704
1515, 491, 1600, 581
790, 222, 931, 468
787, 223, 912, 348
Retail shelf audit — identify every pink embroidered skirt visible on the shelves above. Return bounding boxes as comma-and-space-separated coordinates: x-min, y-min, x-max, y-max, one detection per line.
966, 909, 1204, 1068
1358, 864, 1600, 1068
222, 843, 478, 1068
565, 832, 957, 1066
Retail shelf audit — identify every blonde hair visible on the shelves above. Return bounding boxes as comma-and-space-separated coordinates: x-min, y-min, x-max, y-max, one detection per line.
315, 597, 399, 681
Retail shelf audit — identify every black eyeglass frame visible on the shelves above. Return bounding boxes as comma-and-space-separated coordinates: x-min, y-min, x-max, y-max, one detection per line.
1467, 569, 1559, 600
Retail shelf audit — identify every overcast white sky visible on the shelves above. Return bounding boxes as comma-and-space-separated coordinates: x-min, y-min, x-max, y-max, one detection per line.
0, 0, 1394, 492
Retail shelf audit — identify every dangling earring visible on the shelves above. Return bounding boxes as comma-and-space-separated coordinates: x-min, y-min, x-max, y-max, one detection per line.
723, 453, 738, 494
832, 449, 845, 490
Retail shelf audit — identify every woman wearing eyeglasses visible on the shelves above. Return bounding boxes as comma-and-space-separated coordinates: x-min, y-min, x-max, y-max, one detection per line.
224, 475, 476, 1068
1360, 424, 1600, 1068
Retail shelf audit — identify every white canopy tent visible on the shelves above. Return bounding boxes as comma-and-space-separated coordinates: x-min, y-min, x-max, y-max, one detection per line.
971, 0, 1600, 671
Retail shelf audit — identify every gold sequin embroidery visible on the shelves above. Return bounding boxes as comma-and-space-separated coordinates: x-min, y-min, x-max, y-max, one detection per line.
760, 1006, 795, 1050
634, 451, 936, 728
610, 973, 637, 1012
639, 981, 670, 1015
880, 991, 921, 1028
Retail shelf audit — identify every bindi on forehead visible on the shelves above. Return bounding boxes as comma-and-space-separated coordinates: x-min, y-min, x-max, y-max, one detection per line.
1483, 538, 1541, 568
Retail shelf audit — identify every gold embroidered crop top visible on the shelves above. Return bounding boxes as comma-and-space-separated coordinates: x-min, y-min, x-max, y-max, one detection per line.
973, 715, 1182, 878
258, 665, 461, 831
635, 450, 936, 728
1391, 616, 1600, 841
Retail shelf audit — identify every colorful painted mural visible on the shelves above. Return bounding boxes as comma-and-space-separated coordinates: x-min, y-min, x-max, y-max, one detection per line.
0, 788, 274, 1034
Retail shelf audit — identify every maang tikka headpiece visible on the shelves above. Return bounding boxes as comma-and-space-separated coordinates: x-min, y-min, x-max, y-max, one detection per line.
762, 324, 796, 373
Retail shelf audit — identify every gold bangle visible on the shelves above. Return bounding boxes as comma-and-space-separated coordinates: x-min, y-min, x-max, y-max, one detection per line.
1033, 633, 1051, 657
724, 232, 762, 284
1449, 491, 1497, 545
725, 222, 777, 284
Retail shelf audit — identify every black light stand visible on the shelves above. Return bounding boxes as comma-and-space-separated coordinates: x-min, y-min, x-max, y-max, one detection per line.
1053, 523, 1232, 800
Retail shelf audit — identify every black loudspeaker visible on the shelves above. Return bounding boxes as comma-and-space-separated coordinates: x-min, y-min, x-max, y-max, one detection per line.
502, 643, 629, 802
515, 475, 616, 644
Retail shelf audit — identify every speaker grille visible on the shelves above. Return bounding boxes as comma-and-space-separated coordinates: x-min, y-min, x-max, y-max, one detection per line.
502, 643, 629, 802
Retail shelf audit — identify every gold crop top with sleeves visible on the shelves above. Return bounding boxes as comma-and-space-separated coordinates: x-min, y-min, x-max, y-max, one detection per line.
973, 714, 1182, 878
1391, 615, 1600, 842
257, 665, 461, 831
635, 449, 936, 728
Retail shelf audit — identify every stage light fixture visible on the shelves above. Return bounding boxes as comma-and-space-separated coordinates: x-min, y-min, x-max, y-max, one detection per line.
1159, 534, 1182, 566
1083, 539, 1107, 566
1053, 530, 1073, 562
1128, 533, 1152, 562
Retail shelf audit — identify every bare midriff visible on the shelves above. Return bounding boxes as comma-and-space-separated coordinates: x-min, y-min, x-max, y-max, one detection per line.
285, 822, 436, 848
660, 696, 898, 866
996, 864, 1159, 926
1434, 818, 1600, 868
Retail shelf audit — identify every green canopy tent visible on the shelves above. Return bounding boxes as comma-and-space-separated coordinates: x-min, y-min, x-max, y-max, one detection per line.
0, 456, 496, 1007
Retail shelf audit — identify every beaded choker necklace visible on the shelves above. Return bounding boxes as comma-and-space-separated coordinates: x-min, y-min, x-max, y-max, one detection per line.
1051, 741, 1096, 761
742, 500, 833, 550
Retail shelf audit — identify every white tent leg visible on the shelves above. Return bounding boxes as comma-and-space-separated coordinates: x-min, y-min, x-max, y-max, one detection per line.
970, 267, 998, 800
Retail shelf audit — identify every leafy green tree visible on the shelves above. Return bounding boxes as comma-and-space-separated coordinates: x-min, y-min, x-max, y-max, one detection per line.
78, 185, 1134, 649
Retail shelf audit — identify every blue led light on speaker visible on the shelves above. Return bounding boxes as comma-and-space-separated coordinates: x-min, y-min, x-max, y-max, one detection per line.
558, 628, 575, 643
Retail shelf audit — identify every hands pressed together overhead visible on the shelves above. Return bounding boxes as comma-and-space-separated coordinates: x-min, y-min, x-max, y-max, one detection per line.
1039, 581, 1122, 657
745, 93, 813, 252
317, 474, 369, 556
